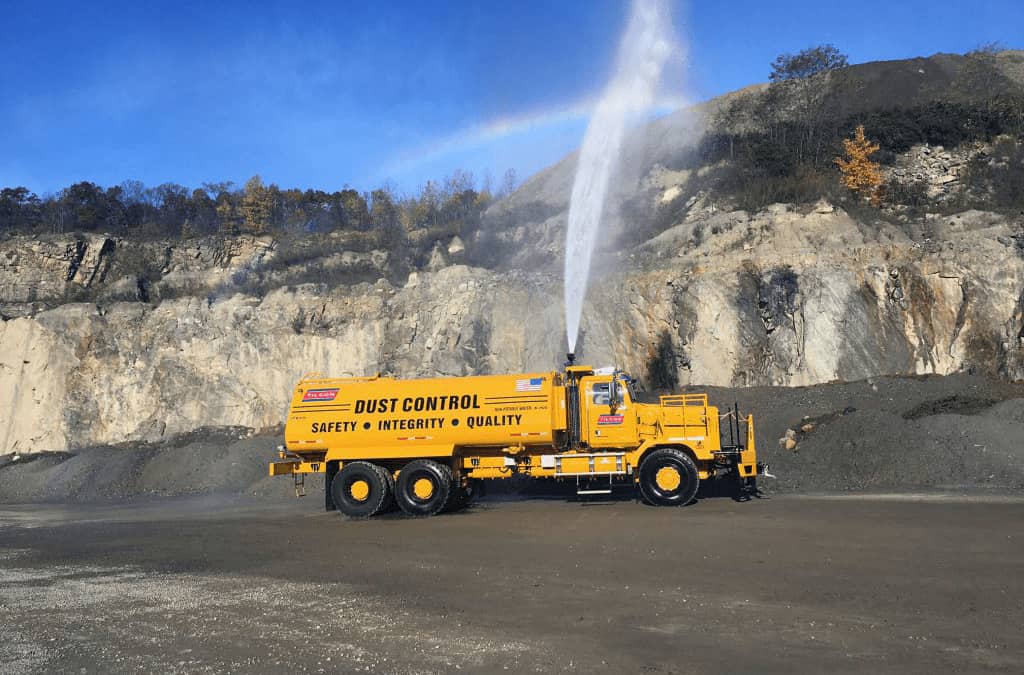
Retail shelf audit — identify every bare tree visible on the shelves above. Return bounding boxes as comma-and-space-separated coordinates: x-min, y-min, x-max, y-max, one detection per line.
770, 45, 848, 82
500, 168, 518, 197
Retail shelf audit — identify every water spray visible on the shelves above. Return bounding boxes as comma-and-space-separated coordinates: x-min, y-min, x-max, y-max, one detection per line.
563, 0, 678, 353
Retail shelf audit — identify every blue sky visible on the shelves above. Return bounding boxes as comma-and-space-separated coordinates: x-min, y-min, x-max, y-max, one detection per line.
1, 0, 1021, 196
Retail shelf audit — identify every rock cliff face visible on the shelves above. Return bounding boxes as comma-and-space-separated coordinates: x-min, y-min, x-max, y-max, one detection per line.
2, 195, 1023, 454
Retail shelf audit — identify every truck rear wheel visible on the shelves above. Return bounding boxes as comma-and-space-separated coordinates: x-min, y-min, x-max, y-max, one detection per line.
396, 459, 452, 517
331, 461, 394, 518
638, 448, 699, 507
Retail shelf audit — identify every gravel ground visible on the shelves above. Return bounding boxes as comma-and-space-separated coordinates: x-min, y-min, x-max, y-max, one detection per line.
1, 496, 1022, 673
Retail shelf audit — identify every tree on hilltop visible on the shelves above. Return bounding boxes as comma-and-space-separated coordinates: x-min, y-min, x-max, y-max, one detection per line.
500, 168, 517, 197
0, 187, 40, 230
240, 175, 276, 234
834, 124, 882, 204
369, 186, 405, 249
0, 170, 495, 248
770, 45, 848, 82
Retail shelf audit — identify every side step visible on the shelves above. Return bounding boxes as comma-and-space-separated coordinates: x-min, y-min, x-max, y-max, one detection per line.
575, 474, 614, 496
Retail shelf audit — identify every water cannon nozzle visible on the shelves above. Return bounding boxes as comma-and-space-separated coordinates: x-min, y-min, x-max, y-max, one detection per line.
565, 352, 576, 367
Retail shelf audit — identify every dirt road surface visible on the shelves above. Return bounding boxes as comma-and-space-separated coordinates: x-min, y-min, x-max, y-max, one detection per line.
2, 495, 1023, 674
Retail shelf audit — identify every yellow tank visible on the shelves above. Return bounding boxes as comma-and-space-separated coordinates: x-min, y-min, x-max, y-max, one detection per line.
283, 371, 564, 459
270, 365, 762, 518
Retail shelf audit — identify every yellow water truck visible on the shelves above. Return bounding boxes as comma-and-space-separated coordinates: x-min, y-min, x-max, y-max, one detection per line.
270, 357, 761, 517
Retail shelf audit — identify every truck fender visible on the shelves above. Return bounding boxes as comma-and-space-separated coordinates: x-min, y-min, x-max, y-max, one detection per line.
635, 442, 698, 470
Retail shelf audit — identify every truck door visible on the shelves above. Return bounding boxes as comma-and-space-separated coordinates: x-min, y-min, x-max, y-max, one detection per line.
582, 377, 638, 449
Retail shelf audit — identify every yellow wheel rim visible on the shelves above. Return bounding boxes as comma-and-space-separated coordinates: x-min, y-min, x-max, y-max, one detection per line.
350, 480, 370, 501
655, 466, 681, 491
413, 477, 434, 500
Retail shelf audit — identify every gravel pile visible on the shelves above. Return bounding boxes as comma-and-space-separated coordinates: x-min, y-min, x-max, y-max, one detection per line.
0, 427, 312, 505
1, 374, 1022, 505
707, 373, 1024, 494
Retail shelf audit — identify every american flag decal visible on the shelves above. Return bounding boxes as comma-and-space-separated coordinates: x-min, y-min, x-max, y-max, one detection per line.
515, 377, 543, 392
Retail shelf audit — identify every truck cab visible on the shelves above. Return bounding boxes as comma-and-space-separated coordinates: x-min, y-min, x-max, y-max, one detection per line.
564, 364, 756, 485
573, 368, 708, 451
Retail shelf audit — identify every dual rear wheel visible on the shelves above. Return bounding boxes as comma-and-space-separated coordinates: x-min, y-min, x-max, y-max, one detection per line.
330, 461, 393, 518
331, 459, 468, 518
395, 459, 453, 517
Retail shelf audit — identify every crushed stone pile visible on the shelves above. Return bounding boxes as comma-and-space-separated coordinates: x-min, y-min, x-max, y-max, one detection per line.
1, 374, 1022, 505
0, 427, 310, 505
707, 373, 1024, 494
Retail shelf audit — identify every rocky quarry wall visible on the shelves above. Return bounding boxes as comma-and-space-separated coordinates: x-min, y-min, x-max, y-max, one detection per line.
3, 194, 1024, 455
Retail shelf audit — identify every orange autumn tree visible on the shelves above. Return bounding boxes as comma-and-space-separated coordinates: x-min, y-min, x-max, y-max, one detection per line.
834, 125, 883, 204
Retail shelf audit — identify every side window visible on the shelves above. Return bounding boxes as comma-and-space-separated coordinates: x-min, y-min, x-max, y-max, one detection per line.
591, 382, 626, 406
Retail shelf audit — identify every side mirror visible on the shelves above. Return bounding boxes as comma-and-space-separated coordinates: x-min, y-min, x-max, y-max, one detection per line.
608, 377, 619, 412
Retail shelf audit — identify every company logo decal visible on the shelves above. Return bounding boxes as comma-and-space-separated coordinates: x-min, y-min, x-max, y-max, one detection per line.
302, 388, 339, 402
597, 414, 624, 425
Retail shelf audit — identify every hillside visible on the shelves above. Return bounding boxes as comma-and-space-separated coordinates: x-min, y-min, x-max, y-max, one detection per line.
2, 50, 1024, 456
480, 49, 1024, 268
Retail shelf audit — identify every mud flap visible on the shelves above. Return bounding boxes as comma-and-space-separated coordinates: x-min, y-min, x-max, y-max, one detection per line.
325, 461, 339, 511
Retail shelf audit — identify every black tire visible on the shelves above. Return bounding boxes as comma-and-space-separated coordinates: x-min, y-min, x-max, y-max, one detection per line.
638, 448, 700, 507
395, 459, 452, 517
331, 461, 394, 518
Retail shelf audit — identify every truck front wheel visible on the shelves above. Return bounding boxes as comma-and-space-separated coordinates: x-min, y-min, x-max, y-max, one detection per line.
638, 448, 699, 507
396, 459, 453, 517
331, 461, 394, 518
